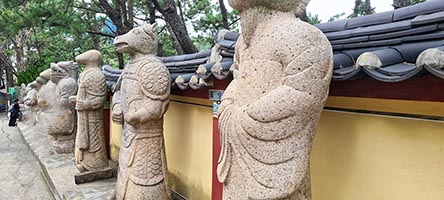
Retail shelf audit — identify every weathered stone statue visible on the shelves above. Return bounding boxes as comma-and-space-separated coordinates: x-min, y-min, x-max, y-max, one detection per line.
217, 0, 332, 199
71, 50, 112, 184
22, 69, 54, 125
112, 23, 171, 199
47, 61, 79, 154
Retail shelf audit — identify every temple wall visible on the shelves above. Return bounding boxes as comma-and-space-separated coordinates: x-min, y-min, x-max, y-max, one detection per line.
108, 95, 444, 200
312, 97, 444, 200
163, 96, 213, 200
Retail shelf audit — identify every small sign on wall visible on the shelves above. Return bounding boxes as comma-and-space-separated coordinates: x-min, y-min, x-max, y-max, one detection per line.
209, 89, 224, 101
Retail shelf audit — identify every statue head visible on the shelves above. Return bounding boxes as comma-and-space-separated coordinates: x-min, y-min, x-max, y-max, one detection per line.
75, 50, 102, 68
50, 61, 78, 84
113, 23, 158, 55
228, 0, 309, 16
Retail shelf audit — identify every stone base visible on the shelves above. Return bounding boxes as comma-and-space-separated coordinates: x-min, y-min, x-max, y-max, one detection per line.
50, 137, 75, 154
75, 167, 114, 184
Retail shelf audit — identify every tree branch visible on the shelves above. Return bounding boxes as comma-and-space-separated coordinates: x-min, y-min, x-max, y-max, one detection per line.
86, 31, 114, 38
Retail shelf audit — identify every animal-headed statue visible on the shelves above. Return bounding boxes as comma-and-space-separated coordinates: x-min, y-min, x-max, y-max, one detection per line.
71, 50, 110, 179
218, 0, 332, 199
47, 61, 79, 154
112, 23, 171, 199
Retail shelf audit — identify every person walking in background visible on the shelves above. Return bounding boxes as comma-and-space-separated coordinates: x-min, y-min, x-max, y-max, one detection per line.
8, 99, 20, 127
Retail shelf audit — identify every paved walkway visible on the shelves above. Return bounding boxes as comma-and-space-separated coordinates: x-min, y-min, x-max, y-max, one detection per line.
0, 114, 52, 200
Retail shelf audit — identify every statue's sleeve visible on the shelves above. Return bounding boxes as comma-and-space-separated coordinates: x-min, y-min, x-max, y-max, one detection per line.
127, 62, 170, 122
242, 45, 332, 130
241, 46, 333, 140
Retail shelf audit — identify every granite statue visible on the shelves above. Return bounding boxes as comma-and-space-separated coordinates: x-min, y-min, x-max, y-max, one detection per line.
22, 69, 53, 125
112, 23, 171, 199
47, 61, 79, 154
217, 0, 333, 199
71, 50, 112, 184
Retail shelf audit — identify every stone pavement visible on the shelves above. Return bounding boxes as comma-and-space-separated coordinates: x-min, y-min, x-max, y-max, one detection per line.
0, 114, 52, 200
18, 114, 116, 200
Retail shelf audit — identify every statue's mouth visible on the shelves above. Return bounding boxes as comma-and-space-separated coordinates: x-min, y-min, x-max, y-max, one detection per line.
115, 42, 128, 53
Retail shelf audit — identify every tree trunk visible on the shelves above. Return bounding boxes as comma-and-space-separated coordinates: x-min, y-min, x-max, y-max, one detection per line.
219, 0, 229, 29
152, 0, 198, 54
0, 49, 15, 87
352, 0, 362, 17
98, 0, 135, 69
146, 0, 166, 56
364, 0, 373, 15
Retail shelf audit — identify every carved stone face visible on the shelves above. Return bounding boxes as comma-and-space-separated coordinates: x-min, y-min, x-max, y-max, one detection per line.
114, 23, 158, 55
228, 0, 309, 13
50, 61, 78, 83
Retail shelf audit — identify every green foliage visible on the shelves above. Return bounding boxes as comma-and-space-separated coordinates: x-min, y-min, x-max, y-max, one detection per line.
349, 1, 375, 18
329, 12, 346, 22
182, 0, 239, 51
306, 12, 322, 25
1, 0, 242, 84
17, 61, 48, 85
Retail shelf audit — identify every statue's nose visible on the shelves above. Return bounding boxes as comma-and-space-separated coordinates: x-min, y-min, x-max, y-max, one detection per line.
113, 36, 120, 45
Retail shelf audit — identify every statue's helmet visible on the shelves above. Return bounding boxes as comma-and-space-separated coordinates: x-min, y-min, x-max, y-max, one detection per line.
228, 0, 309, 17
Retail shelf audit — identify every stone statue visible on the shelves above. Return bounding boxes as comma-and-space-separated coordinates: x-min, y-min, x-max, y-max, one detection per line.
217, 0, 333, 199
22, 69, 53, 125
47, 61, 79, 154
19, 83, 26, 102
112, 23, 171, 199
71, 50, 112, 184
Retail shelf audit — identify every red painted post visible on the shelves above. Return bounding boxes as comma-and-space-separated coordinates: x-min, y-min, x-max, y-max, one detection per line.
212, 117, 223, 200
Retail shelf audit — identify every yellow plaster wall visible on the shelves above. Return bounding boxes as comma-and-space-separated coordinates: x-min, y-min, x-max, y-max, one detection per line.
311, 109, 444, 200
163, 98, 213, 200
109, 97, 122, 163
108, 95, 444, 200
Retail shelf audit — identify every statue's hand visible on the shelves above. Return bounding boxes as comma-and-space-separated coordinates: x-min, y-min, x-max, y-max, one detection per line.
75, 100, 91, 111
69, 96, 77, 106
124, 111, 138, 126
112, 104, 124, 125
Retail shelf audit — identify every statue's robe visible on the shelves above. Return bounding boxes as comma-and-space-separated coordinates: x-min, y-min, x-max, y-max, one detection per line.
75, 68, 108, 172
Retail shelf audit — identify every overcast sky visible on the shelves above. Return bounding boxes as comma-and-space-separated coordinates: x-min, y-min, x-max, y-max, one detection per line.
223, 0, 394, 23
307, 0, 393, 22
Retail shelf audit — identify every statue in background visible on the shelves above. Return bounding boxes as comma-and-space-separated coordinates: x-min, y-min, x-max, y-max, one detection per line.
112, 23, 171, 200
217, 0, 333, 199
22, 69, 53, 125
71, 50, 112, 184
47, 61, 79, 154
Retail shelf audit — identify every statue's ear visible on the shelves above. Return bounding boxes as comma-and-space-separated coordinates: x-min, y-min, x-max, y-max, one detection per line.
151, 23, 158, 31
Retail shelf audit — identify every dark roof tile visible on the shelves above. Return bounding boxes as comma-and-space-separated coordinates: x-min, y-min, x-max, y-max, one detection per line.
393, 0, 444, 21
350, 20, 411, 37
412, 11, 444, 26
369, 24, 437, 41
392, 40, 444, 62
347, 11, 394, 29
330, 36, 369, 45
342, 38, 402, 49
315, 19, 348, 33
